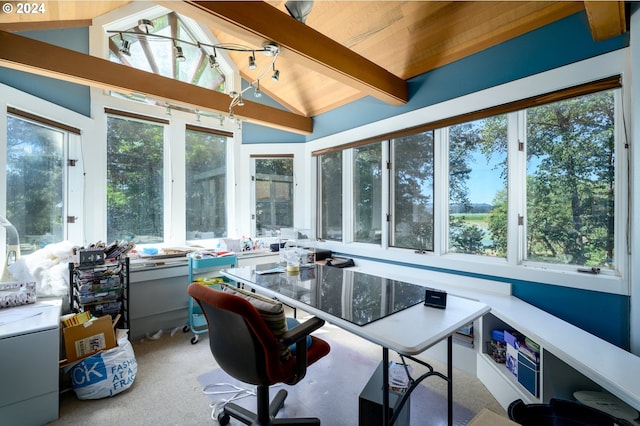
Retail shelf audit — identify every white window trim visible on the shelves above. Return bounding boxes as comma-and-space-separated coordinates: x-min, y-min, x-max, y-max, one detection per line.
1, 83, 91, 246
307, 49, 630, 296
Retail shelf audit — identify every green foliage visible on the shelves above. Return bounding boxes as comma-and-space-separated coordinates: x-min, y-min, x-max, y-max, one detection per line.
392, 131, 434, 250
450, 215, 486, 254
6, 116, 64, 250
525, 92, 614, 267
452, 90, 614, 268
185, 129, 228, 239
319, 151, 343, 239
107, 117, 164, 243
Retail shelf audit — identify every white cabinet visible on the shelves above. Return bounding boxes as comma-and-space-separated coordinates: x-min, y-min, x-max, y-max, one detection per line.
0, 299, 62, 425
478, 311, 626, 411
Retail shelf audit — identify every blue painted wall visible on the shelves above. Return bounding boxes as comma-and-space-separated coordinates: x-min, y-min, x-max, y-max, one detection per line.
0, 27, 91, 116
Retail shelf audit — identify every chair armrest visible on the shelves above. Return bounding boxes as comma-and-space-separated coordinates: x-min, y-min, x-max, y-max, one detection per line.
279, 316, 325, 346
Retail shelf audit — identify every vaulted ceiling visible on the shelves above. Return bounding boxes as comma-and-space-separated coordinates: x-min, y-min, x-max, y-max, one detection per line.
0, 1, 628, 134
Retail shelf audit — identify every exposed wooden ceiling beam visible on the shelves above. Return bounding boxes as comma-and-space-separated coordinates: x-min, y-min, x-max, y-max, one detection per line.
0, 30, 312, 134
583, 1, 626, 41
158, 0, 408, 106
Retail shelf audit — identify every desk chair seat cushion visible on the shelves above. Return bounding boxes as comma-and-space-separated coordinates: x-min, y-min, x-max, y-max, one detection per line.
219, 283, 292, 361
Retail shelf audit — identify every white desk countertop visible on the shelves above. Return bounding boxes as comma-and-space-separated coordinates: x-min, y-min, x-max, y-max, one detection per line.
0, 299, 62, 339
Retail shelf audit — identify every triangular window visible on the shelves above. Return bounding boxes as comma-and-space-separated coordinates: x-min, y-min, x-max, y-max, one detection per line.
107, 11, 226, 94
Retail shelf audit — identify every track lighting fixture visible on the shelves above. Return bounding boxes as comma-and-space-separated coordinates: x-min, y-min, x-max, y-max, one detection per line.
173, 41, 186, 62
119, 35, 131, 56
108, 22, 281, 121
208, 51, 220, 69
254, 80, 262, 98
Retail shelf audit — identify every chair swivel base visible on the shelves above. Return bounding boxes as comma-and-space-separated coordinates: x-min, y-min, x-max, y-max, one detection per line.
217, 388, 321, 426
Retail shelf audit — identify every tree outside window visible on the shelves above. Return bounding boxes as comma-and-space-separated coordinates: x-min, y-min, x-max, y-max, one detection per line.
449, 116, 508, 257
186, 129, 227, 240
524, 91, 615, 268
254, 158, 293, 237
318, 151, 342, 241
106, 116, 164, 243
354, 143, 382, 244
6, 115, 66, 253
390, 131, 434, 251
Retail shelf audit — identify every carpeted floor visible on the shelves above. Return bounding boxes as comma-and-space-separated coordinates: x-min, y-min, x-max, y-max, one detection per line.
197, 336, 477, 425
51, 318, 506, 425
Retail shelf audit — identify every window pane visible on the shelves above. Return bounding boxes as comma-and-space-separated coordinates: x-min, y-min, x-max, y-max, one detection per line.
254, 158, 293, 237
107, 117, 164, 243
354, 143, 382, 244
186, 129, 227, 240
318, 151, 342, 241
6, 116, 65, 254
526, 91, 615, 268
108, 12, 225, 92
449, 116, 508, 257
391, 131, 434, 250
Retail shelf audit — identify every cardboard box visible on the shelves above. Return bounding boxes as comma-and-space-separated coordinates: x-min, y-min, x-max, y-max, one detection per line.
63, 315, 116, 363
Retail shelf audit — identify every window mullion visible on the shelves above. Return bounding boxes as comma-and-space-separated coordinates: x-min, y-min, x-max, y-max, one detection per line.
380, 141, 390, 249
343, 149, 354, 244
507, 111, 525, 265
433, 127, 449, 256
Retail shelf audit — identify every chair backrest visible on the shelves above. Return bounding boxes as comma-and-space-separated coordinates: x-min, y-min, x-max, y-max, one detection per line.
188, 283, 282, 386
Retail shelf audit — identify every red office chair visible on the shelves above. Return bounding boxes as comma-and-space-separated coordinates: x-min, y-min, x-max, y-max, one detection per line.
188, 283, 331, 425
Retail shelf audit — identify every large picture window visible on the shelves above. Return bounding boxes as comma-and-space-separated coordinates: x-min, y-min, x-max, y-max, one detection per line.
253, 157, 293, 237
185, 127, 228, 240
6, 113, 68, 253
106, 115, 164, 243
354, 143, 382, 244
318, 151, 342, 241
525, 90, 615, 268
449, 115, 508, 257
314, 77, 621, 276
390, 131, 434, 251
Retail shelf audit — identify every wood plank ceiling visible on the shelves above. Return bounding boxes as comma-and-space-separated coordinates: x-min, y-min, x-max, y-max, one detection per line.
0, 1, 627, 134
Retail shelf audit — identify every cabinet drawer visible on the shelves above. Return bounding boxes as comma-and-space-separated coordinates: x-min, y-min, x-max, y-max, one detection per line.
0, 328, 58, 407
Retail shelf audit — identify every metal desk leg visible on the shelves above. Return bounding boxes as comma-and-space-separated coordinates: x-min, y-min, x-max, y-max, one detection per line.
383, 347, 390, 425
448, 335, 453, 426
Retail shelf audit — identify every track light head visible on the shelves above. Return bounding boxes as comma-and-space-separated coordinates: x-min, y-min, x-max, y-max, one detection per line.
174, 45, 186, 62
271, 68, 280, 82
208, 53, 220, 69
119, 36, 131, 56
254, 81, 262, 98
248, 54, 256, 70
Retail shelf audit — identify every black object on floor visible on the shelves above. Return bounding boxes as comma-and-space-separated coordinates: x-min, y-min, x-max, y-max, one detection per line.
508, 398, 636, 426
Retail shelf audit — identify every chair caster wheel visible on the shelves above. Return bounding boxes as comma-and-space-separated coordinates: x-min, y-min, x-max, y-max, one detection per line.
217, 412, 230, 425
191, 336, 199, 344
182, 325, 189, 333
